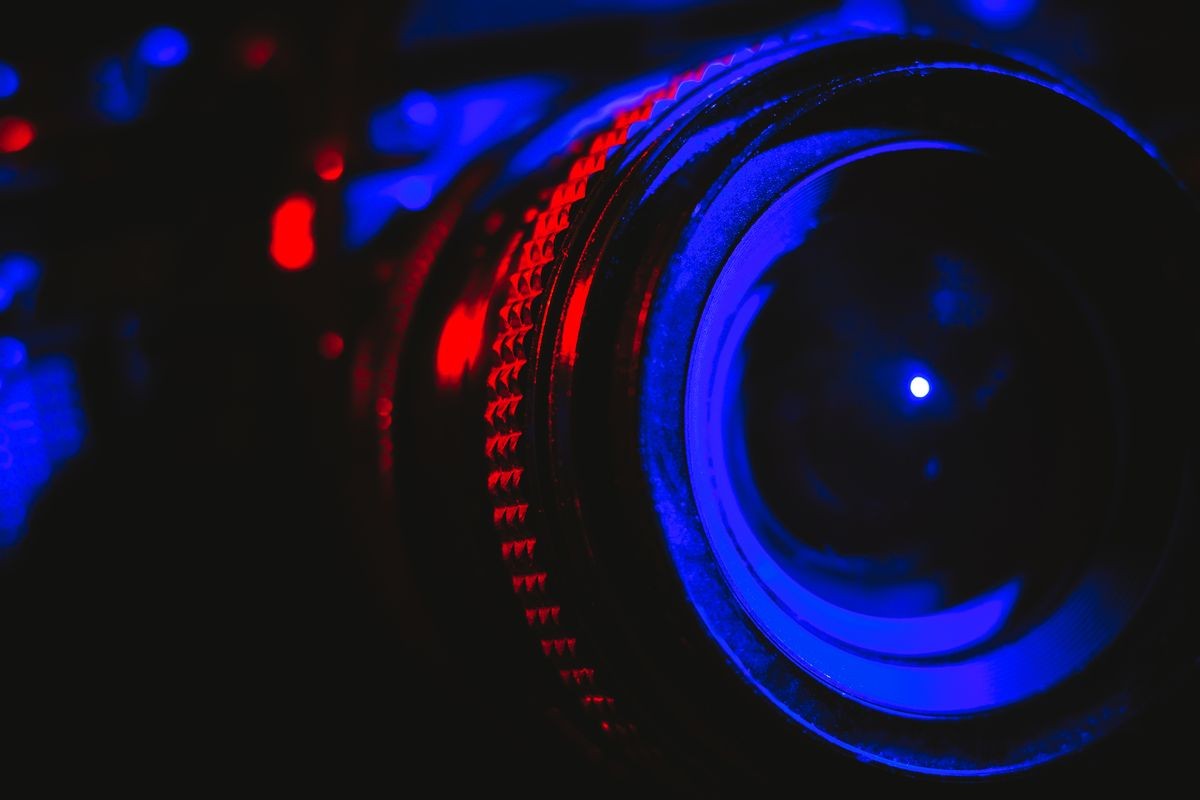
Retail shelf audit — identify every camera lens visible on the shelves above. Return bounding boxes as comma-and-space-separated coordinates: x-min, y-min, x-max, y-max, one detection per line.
695, 145, 1125, 715
735, 151, 1107, 629
364, 34, 1199, 782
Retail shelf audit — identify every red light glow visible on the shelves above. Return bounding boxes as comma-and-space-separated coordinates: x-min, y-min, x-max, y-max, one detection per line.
270, 194, 315, 270
0, 116, 35, 154
435, 299, 488, 386
558, 274, 593, 368
241, 35, 277, 70
483, 211, 504, 234
314, 148, 344, 182
318, 331, 344, 360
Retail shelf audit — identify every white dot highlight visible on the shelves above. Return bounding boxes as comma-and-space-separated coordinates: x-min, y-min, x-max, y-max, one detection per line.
910, 376, 931, 399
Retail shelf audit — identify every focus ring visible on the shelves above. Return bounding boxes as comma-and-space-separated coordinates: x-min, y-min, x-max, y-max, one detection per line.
482, 59, 727, 748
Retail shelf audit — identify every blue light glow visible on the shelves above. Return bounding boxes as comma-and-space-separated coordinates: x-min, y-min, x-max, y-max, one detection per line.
394, 175, 434, 210
509, 70, 673, 177
675, 137, 1137, 715
406, 94, 438, 126
403, 0, 722, 42
909, 375, 931, 398
349, 77, 560, 246
633, 46, 1155, 776
695, 282, 1014, 660
95, 58, 147, 123
0, 62, 18, 100
645, 118, 739, 197
931, 256, 990, 328
963, 0, 1038, 30
457, 98, 508, 145
615, 44, 803, 174
837, 0, 906, 32
0, 337, 26, 368
0, 253, 41, 313
679, 140, 1082, 713
137, 27, 190, 68
370, 91, 444, 154
1, 351, 86, 548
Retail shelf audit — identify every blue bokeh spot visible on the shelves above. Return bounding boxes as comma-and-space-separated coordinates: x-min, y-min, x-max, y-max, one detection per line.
0, 62, 19, 100
0, 254, 41, 313
964, 0, 1038, 29
1, 350, 86, 548
348, 77, 561, 246
137, 27, 190, 68
95, 57, 147, 123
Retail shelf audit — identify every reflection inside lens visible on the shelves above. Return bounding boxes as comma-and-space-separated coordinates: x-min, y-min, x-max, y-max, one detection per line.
734, 149, 1117, 631
685, 141, 1136, 713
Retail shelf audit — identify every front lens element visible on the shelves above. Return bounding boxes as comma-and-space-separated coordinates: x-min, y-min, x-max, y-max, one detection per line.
686, 142, 1157, 716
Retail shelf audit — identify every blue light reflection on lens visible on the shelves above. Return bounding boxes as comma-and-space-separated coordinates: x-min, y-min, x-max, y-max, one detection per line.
701, 284, 1017, 659
633, 51, 1164, 776
836, 0, 906, 32
403, 0, 722, 42
509, 70, 675, 178
675, 139, 1134, 717
963, 0, 1038, 30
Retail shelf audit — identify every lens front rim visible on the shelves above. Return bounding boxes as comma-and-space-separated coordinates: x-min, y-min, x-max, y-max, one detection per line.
619, 49, 1200, 776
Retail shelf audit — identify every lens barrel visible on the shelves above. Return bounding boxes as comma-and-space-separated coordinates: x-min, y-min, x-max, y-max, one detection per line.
360, 34, 1199, 781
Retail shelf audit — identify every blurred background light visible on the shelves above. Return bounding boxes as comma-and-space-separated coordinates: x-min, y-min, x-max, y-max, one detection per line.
963, 0, 1039, 29
94, 57, 147, 122
314, 147, 345, 182
0, 350, 86, 548
271, 194, 316, 270
318, 331, 344, 360
0, 116, 35, 153
137, 26, 190, 68
349, 77, 560, 246
0, 253, 41, 312
0, 62, 19, 99
240, 34, 277, 70
0, 336, 26, 369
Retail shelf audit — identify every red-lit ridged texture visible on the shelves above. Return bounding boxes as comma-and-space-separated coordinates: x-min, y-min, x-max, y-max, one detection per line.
482, 59, 730, 748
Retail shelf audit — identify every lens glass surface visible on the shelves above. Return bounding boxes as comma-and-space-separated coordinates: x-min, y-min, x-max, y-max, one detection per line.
685, 144, 1137, 714
734, 149, 1116, 633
